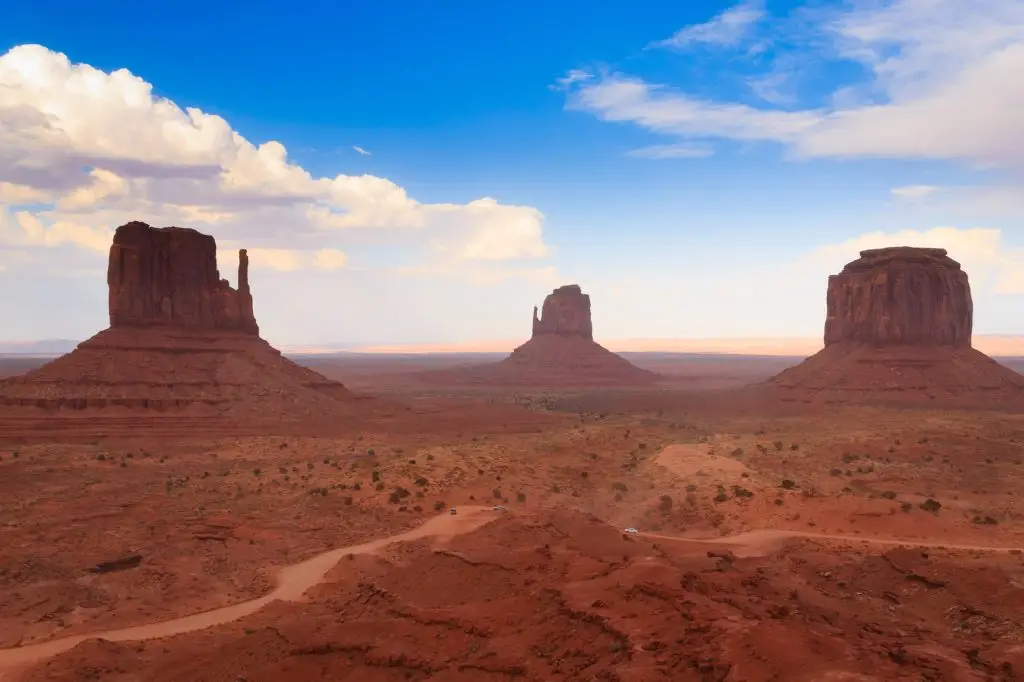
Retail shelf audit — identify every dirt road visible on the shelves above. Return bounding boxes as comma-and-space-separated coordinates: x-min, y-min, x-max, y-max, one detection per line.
0, 506, 497, 677
1, 507, 1020, 678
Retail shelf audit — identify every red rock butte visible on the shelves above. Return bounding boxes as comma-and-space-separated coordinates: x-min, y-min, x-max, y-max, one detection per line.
426, 284, 659, 387
766, 246, 1024, 405
0, 222, 382, 440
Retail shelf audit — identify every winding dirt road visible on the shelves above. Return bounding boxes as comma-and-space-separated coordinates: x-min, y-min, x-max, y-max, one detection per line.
1, 507, 1021, 678
0, 506, 498, 677
642, 528, 1024, 558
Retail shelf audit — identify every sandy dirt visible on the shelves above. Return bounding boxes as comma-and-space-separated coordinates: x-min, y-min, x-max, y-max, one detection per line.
2, 353, 1024, 680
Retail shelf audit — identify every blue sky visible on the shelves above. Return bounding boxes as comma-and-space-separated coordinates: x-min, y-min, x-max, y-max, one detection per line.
1, 0, 1022, 348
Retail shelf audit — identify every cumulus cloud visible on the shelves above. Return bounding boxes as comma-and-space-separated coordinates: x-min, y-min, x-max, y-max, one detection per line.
564, 0, 1024, 171
648, 1, 766, 50
797, 227, 1024, 295
0, 44, 551, 273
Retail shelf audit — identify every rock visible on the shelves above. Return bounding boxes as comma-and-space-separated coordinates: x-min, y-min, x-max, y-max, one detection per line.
108, 221, 259, 335
532, 285, 593, 340
824, 247, 972, 347
0, 221, 394, 437
764, 246, 1024, 406
88, 554, 142, 574
421, 284, 658, 387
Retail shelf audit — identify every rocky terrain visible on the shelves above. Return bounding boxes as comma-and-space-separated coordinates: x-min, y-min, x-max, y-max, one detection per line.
766, 246, 1024, 406
419, 285, 659, 387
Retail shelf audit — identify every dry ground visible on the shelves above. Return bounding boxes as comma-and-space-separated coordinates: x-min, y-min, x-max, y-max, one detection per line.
1, 353, 1024, 680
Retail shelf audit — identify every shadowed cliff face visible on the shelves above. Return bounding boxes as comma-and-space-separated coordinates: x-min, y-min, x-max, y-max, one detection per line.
531, 284, 594, 341
824, 247, 973, 348
107, 221, 259, 335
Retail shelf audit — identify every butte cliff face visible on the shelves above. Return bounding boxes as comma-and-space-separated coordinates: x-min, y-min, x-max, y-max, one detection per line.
768, 246, 1024, 406
823, 247, 972, 348
532, 284, 594, 341
427, 284, 657, 387
0, 221, 377, 436
108, 221, 258, 335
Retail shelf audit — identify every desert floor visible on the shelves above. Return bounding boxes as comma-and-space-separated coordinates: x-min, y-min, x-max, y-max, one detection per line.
1, 352, 1024, 681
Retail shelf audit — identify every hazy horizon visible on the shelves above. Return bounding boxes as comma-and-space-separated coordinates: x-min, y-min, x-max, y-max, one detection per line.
1, 0, 1022, 345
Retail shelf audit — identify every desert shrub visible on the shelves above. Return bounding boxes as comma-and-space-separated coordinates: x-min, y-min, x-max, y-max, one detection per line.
433, 501, 446, 511
612, 482, 627, 492
713, 491, 729, 503
414, 477, 428, 486
829, 468, 842, 476
371, 470, 381, 483
517, 491, 526, 502
773, 441, 784, 451
900, 502, 913, 513
659, 495, 673, 512
881, 490, 898, 500
493, 488, 502, 498
253, 468, 261, 477
780, 479, 796, 489
919, 498, 942, 512
375, 482, 385, 491
732, 485, 753, 498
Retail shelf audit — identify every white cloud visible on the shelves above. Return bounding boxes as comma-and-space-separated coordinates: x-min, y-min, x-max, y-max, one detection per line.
565, 0, 1024, 172
313, 248, 348, 270
626, 143, 715, 159
797, 227, 1024, 295
648, 1, 766, 50
549, 69, 593, 91
891, 184, 939, 200
353, 146, 371, 156
0, 44, 551, 274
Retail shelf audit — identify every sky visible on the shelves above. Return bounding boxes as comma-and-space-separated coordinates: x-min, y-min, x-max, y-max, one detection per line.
1, 0, 1023, 348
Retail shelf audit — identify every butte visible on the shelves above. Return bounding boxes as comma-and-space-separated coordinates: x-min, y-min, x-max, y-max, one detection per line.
764, 246, 1024, 406
429, 284, 658, 387
0, 221, 379, 440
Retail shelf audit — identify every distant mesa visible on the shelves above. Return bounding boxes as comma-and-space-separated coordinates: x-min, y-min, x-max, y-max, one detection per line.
531, 284, 593, 340
0, 221, 377, 438
424, 284, 659, 387
766, 246, 1024, 405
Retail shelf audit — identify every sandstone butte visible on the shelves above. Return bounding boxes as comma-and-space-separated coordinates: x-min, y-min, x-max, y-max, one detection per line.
766, 246, 1024, 405
0, 222, 379, 438
427, 284, 659, 387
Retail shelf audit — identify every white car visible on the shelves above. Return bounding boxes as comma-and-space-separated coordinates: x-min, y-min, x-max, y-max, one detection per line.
449, 507, 457, 515
624, 527, 639, 534
492, 505, 507, 511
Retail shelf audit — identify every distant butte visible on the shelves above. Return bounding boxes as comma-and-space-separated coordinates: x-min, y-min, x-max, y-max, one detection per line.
0, 222, 383, 439
426, 284, 659, 387
765, 246, 1024, 406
